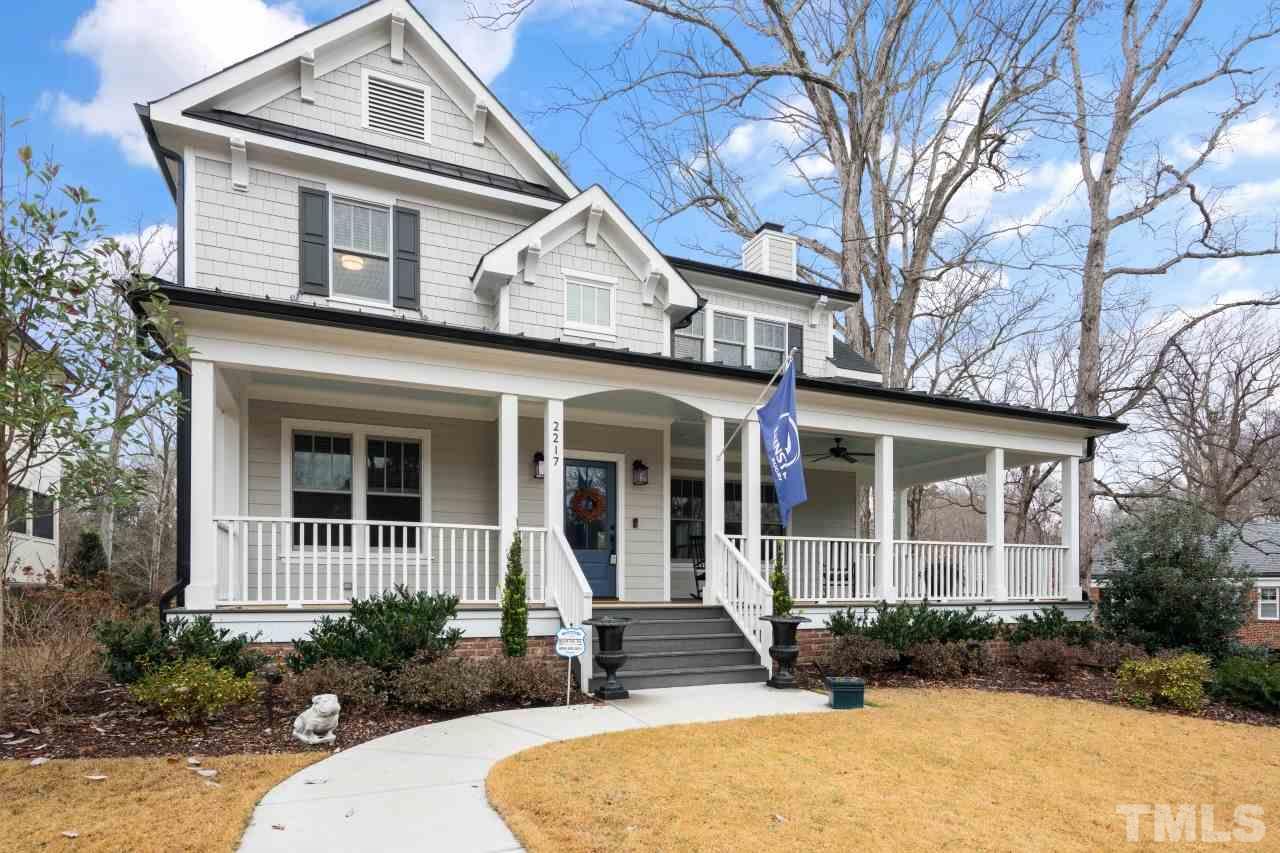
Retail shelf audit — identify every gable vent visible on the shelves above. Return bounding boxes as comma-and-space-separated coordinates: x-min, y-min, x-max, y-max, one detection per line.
365, 72, 428, 141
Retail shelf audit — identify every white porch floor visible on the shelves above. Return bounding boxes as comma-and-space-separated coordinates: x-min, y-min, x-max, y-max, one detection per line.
237, 683, 832, 853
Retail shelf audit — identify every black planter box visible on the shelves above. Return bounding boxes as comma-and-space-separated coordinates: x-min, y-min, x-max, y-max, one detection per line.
825, 676, 865, 709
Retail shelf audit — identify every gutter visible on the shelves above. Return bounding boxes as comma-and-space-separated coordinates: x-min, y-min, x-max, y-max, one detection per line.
137, 284, 1127, 436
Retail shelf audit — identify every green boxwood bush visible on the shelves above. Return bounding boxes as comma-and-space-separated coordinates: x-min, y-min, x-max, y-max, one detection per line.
1116, 653, 1211, 712
288, 586, 463, 674
129, 659, 260, 723
1210, 656, 1280, 712
1008, 607, 1100, 647
827, 601, 996, 652
95, 615, 264, 684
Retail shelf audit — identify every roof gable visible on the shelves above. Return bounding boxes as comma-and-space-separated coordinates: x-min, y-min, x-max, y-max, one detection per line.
471, 185, 700, 314
146, 0, 576, 198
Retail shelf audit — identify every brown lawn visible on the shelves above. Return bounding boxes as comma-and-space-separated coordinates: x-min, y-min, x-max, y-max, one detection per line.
0, 753, 320, 852
487, 688, 1280, 852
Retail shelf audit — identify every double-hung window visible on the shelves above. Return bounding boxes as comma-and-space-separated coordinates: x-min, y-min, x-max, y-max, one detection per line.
292, 432, 354, 546
673, 311, 705, 361
564, 274, 615, 335
366, 437, 422, 547
332, 198, 391, 304
6, 486, 29, 536
713, 313, 747, 367
6, 486, 53, 540
754, 319, 786, 371
1261, 587, 1279, 621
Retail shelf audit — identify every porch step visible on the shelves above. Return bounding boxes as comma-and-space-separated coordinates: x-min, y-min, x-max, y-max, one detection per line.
586, 604, 768, 692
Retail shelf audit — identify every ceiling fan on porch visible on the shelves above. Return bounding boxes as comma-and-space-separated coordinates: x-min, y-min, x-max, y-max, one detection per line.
807, 437, 874, 464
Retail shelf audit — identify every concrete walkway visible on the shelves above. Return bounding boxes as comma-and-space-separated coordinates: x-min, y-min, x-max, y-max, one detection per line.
239, 683, 831, 852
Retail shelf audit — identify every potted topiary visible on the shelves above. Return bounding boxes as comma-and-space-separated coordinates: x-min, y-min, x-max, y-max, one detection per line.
759, 552, 809, 688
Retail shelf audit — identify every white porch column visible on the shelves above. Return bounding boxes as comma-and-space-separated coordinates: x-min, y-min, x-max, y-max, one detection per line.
187, 360, 217, 609
741, 410, 762, 575
703, 415, 725, 605
874, 435, 897, 602
1061, 455, 1082, 601
543, 400, 564, 535
498, 394, 519, 562
985, 448, 1008, 601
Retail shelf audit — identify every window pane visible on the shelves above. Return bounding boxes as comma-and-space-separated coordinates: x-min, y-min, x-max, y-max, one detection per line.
596, 287, 610, 326
32, 492, 54, 540
581, 284, 596, 326
715, 342, 745, 366
7, 486, 28, 535
756, 320, 785, 350
404, 442, 421, 492
755, 347, 783, 372
293, 432, 352, 492
674, 336, 702, 360
386, 442, 402, 492
367, 439, 385, 491
566, 283, 581, 323
292, 492, 352, 521
715, 314, 746, 343
333, 253, 390, 302
333, 201, 353, 248
370, 210, 388, 254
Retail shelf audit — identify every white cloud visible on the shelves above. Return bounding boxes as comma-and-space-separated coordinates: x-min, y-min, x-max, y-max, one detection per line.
52, 0, 311, 166
1173, 115, 1280, 169
103, 224, 179, 280
1195, 257, 1248, 287
1219, 176, 1280, 214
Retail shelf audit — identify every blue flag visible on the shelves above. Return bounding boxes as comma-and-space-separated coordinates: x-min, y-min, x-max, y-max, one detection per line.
758, 359, 807, 525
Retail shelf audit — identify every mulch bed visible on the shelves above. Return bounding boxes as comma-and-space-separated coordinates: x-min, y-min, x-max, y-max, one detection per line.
0, 685, 597, 762
801, 664, 1280, 728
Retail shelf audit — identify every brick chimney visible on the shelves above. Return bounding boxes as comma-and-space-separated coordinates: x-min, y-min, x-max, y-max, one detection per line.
742, 222, 797, 280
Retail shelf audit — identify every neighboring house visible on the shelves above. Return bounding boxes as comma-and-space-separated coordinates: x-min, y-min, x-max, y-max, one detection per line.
3, 333, 62, 584
128, 0, 1124, 690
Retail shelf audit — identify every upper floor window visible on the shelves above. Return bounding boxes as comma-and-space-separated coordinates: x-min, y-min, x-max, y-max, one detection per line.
1261, 587, 1279, 621
363, 70, 430, 142
673, 311, 704, 361
332, 198, 391, 305
713, 313, 747, 367
564, 272, 616, 336
754, 319, 786, 372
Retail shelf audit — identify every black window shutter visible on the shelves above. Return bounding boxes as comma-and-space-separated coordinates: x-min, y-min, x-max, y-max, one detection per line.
788, 323, 805, 374
392, 206, 420, 311
298, 187, 329, 296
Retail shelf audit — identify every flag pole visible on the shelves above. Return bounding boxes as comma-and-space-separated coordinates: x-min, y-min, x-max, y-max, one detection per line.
716, 347, 799, 460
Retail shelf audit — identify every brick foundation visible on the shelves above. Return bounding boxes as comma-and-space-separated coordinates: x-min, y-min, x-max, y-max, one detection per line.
1238, 589, 1280, 649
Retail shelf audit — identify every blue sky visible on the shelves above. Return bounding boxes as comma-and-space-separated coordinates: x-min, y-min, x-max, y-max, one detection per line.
3, 0, 1278, 313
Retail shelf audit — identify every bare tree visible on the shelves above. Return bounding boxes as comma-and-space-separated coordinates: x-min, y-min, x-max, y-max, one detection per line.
1054, 0, 1280, 581
476, 0, 1064, 386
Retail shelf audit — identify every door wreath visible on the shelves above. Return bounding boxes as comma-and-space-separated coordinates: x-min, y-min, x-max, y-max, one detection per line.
569, 486, 607, 524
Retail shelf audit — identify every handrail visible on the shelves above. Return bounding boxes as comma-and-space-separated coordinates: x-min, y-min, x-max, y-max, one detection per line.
546, 527, 592, 691
711, 531, 772, 668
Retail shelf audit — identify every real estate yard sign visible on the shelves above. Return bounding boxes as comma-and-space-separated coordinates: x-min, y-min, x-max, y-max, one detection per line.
556, 627, 587, 705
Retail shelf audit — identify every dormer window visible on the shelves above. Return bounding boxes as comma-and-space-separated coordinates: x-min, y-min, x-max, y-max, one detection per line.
332, 198, 391, 305
363, 69, 430, 142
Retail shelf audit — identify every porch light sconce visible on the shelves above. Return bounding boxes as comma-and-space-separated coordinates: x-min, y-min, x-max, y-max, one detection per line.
532, 451, 545, 480
632, 459, 650, 486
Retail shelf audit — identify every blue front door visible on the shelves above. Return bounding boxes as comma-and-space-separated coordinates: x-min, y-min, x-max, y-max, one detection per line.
565, 459, 617, 598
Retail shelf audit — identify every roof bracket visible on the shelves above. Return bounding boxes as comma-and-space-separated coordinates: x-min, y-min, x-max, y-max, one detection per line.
584, 202, 604, 247
809, 294, 829, 327
229, 137, 249, 191
521, 240, 542, 284
390, 13, 406, 63
299, 51, 316, 104
641, 268, 661, 306
472, 103, 489, 145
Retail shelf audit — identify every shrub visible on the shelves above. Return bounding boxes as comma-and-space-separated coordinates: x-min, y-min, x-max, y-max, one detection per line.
769, 552, 792, 617
1008, 607, 1100, 647
1098, 500, 1252, 658
1210, 657, 1280, 712
288, 586, 463, 674
1090, 640, 1148, 672
1116, 653, 1211, 712
1222, 641, 1277, 664
823, 636, 899, 677
500, 536, 528, 657
1014, 639, 1080, 681
95, 615, 264, 684
484, 656, 563, 705
395, 657, 489, 713
66, 531, 109, 581
905, 641, 968, 679
129, 659, 259, 723
283, 660, 390, 712
828, 601, 996, 652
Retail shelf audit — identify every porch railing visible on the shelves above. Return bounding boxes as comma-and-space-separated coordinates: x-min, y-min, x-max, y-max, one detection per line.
893, 540, 988, 601
1005, 544, 1068, 599
727, 535, 877, 602
710, 532, 772, 668
212, 517, 546, 606
545, 527, 592, 691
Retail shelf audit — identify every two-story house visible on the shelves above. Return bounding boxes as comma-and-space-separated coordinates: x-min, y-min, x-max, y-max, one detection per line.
129, 0, 1124, 690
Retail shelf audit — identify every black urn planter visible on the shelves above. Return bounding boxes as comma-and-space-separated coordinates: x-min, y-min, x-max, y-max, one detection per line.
583, 615, 632, 700
760, 614, 810, 689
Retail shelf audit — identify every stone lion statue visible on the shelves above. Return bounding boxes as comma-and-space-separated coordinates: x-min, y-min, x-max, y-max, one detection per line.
292, 693, 341, 745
